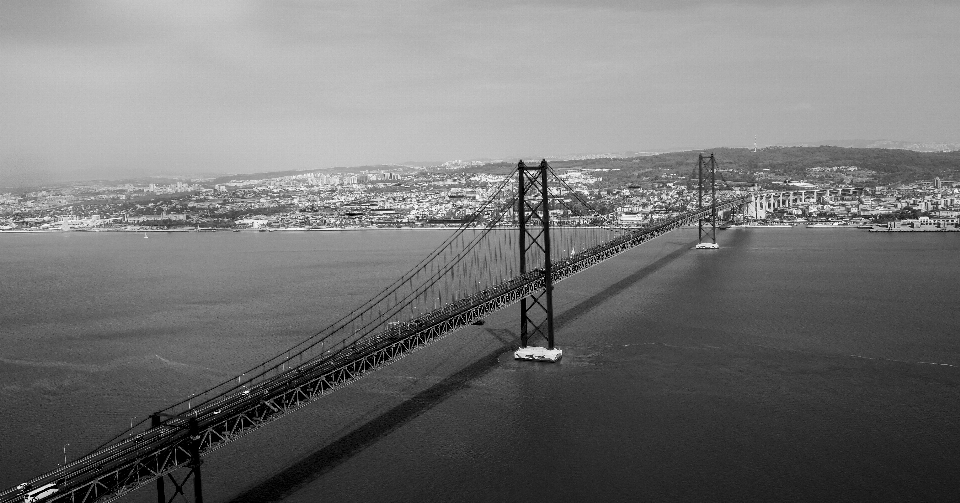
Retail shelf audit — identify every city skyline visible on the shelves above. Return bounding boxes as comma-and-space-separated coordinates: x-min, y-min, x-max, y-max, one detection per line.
3, 1, 959, 183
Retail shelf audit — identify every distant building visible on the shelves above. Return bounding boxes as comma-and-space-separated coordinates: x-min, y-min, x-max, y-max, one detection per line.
134, 213, 187, 223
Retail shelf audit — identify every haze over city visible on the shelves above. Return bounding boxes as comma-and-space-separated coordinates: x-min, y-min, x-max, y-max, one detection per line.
3, 0, 959, 183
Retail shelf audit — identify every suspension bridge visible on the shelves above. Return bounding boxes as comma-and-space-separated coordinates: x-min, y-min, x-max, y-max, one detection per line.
5, 155, 813, 503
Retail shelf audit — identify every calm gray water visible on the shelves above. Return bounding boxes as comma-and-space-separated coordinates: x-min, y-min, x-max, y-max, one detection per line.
2, 228, 960, 501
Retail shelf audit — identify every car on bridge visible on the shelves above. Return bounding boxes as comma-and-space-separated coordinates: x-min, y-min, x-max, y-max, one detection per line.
16, 482, 59, 503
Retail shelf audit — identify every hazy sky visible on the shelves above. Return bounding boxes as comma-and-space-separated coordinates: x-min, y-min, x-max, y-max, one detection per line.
2, 1, 959, 181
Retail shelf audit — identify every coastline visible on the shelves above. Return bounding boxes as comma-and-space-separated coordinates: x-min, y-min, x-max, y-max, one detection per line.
0, 225, 616, 234
869, 227, 960, 232
4, 223, 959, 234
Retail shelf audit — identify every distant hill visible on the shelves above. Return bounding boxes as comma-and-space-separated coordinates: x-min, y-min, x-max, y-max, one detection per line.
703, 146, 960, 184
4, 145, 958, 192
459, 147, 960, 185
809, 139, 960, 152
208, 164, 418, 184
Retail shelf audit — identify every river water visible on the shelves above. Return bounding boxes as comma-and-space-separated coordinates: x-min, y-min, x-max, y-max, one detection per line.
2, 228, 959, 501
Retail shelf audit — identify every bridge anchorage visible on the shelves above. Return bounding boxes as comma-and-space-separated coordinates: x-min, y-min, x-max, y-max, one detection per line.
514, 159, 561, 362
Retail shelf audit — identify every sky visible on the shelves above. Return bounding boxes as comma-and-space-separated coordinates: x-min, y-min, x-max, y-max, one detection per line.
2, 0, 959, 182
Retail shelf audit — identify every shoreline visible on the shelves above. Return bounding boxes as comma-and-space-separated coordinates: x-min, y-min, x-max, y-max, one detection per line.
0, 225, 618, 234
868, 227, 960, 232
4, 224, 959, 234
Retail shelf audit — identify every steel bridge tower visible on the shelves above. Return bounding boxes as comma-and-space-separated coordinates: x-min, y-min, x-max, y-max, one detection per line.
695, 153, 720, 250
514, 160, 562, 362
152, 413, 204, 503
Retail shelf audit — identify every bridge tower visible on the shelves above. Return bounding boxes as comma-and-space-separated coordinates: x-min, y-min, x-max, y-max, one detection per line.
152, 413, 204, 503
514, 159, 562, 362
695, 153, 720, 249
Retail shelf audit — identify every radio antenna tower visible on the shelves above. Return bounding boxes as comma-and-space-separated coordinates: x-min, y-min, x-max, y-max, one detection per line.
753, 135, 758, 153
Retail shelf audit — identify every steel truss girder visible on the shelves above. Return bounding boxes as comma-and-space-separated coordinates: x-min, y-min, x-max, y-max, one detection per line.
3, 194, 753, 503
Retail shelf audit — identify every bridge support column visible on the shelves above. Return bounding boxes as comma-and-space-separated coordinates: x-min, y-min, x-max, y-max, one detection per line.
695, 153, 719, 249
748, 190, 767, 220
189, 418, 204, 503
514, 159, 561, 362
152, 414, 204, 503
153, 414, 166, 503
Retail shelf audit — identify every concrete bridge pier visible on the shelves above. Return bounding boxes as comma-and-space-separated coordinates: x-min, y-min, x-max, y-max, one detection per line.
743, 194, 768, 220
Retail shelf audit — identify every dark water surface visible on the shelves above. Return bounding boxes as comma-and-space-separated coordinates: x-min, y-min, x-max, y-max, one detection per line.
2, 228, 960, 501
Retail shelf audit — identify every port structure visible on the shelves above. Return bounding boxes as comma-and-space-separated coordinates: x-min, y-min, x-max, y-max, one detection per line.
695, 153, 720, 250
515, 160, 562, 362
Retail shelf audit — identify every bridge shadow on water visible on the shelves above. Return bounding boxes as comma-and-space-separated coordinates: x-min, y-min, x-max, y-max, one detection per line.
227, 239, 700, 502
227, 331, 514, 503
554, 239, 699, 327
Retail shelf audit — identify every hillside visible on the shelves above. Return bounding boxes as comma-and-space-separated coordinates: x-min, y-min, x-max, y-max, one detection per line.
460, 147, 960, 186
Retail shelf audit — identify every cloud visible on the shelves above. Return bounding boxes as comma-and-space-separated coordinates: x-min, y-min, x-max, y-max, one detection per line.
1, 0, 959, 181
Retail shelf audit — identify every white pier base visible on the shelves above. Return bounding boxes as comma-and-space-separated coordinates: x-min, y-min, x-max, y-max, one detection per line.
514, 346, 563, 362
694, 242, 719, 249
